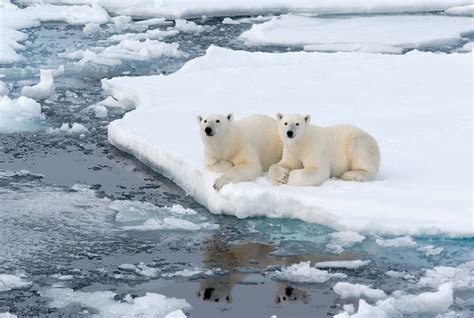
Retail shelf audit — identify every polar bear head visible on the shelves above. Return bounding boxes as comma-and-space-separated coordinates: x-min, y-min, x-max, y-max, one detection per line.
276, 113, 311, 141
197, 113, 233, 138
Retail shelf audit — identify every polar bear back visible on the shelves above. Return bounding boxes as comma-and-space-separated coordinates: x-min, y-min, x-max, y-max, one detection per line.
236, 115, 283, 171
323, 124, 375, 177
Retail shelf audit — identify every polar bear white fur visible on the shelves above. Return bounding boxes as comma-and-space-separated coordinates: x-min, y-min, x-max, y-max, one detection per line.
197, 113, 283, 191
268, 113, 380, 186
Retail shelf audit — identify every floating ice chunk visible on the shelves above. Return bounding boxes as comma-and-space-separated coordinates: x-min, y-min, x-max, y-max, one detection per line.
41, 287, 190, 317
83, 22, 101, 34
122, 217, 217, 231
385, 270, 415, 280
327, 231, 366, 254
376, 236, 416, 248
51, 64, 64, 77
60, 39, 184, 66
119, 262, 160, 278
0, 81, 9, 96
333, 282, 387, 300
163, 268, 204, 278
134, 18, 172, 27
445, 4, 474, 16
109, 15, 132, 32
173, 19, 210, 33
315, 260, 370, 269
96, 96, 126, 109
418, 261, 474, 290
111, 201, 216, 231
104, 46, 473, 237
222, 17, 240, 25
0, 313, 16, 318
21, 69, 55, 100
239, 14, 473, 53
0, 95, 42, 118
417, 245, 444, 257
48, 122, 88, 134
108, 29, 180, 42
88, 103, 108, 118
0, 274, 31, 292
458, 41, 473, 52
273, 261, 347, 283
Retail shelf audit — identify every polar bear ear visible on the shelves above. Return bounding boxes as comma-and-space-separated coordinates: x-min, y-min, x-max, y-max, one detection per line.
197, 115, 203, 123
227, 113, 233, 121
276, 112, 284, 121
304, 114, 311, 123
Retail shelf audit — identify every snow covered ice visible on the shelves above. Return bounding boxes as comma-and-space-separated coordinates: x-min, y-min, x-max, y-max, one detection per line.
239, 14, 474, 53
105, 46, 472, 237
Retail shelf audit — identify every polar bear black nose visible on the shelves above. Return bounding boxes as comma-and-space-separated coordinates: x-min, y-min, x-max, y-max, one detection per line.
205, 127, 212, 136
287, 130, 294, 138
203, 288, 215, 300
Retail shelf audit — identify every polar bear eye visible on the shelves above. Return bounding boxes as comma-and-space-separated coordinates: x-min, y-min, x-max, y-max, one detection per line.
216, 120, 220, 123
284, 122, 288, 125
296, 123, 300, 126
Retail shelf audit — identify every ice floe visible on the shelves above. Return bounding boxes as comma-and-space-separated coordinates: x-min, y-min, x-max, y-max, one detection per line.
418, 261, 474, 290
445, 4, 474, 16
60, 39, 184, 66
104, 46, 473, 237
315, 260, 370, 269
21, 69, 55, 100
272, 261, 347, 283
239, 14, 474, 53
41, 287, 190, 318
333, 282, 387, 300
0, 313, 16, 318
17, 0, 474, 19
0, 274, 31, 292
118, 263, 160, 278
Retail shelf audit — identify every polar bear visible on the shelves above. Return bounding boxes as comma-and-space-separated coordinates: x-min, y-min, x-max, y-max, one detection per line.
268, 113, 380, 186
197, 113, 283, 191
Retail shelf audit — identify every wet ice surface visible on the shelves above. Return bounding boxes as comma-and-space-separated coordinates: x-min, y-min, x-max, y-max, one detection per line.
0, 13, 473, 318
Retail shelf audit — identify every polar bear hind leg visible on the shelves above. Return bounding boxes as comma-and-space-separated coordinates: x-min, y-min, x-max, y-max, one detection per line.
342, 134, 380, 182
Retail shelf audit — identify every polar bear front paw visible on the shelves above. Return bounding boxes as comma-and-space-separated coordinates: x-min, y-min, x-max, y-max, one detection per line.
213, 176, 230, 191
268, 164, 289, 185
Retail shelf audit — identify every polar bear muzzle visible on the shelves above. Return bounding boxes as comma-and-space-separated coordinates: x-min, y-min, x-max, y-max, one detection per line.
286, 130, 294, 138
204, 127, 214, 136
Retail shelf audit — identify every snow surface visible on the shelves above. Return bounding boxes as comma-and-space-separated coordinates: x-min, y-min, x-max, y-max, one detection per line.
105, 46, 473, 237
41, 287, 190, 318
272, 261, 347, 283
17, 0, 474, 19
315, 260, 370, 269
21, 69, 55, 100
239, 14, 474, 53
333, 282, 387, 300
0, 274, 31, 292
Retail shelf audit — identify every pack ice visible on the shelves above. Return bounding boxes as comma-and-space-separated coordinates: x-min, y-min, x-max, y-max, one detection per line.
105, 46, 472, 237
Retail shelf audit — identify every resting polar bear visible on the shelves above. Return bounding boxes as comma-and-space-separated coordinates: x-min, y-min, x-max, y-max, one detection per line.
268, 113, 380, 186
197, 113, 282, 191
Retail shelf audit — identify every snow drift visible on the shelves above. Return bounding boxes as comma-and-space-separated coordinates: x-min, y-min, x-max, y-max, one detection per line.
105, 46, 472, 237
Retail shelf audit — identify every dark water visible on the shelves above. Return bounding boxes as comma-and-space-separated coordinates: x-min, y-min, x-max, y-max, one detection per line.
0, 15, 473, 318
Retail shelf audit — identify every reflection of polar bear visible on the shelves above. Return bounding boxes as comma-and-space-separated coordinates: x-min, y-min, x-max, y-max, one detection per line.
275, 284, 309, 304
196, 231, 357, 304
197, 114, 283, 191
269, 113, 380, 186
